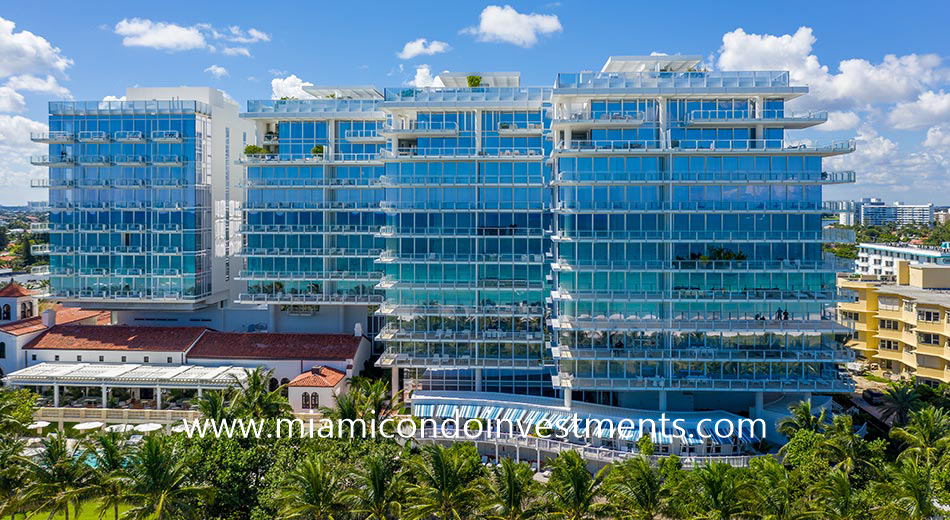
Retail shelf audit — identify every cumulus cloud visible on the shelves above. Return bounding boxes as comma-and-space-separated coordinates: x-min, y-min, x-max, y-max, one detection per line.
0, 16, 72, 78
102, 95, 126, 102
5, 74, 71, 98
462, 5, 562, 47
204, 64, 229, 79
397, 38, 450, 59
826, 125, 950, 192
271, 74, 316, 99
114, 18, 207, 51
717, 27, 945, 110
0, 86, 25, 113
406, 65, 438, 87
888, 90, 950, 130
815, 111, 860, 132
114, 19, 268, 55
0, 114, 48, 204
924, 125, 950, 150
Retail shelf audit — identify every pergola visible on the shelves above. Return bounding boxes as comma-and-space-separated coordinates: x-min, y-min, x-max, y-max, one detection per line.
4, 362, 248, 409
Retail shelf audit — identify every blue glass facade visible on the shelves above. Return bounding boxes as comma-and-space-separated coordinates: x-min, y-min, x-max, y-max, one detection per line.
32, 100, 214, 303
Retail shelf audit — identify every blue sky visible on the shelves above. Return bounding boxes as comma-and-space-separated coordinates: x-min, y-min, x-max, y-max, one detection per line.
1, 0, 949, 205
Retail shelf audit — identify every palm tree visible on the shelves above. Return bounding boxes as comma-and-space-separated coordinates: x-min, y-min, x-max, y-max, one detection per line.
604, 456, 667, 520
890, 405, 950, 466
543, 450, 608, 520
194, 388, 237, 422
819, 414, 878, 478
123, 434, 211, 520
481, 457, 540, 520
777, 400, 827, 437
879, 382, 921, 426
346, 453, 403, 520
691, 461, 751, 520
0, 436, 29, 519
84, 431, 131, 520
25, 432, 94, 520
874, 457, 944, 520
810, 468, 867, 520
406, 443, 483, 519
233, 367, 292, 419
744, 456, 811, 519
277, 455, 348, 519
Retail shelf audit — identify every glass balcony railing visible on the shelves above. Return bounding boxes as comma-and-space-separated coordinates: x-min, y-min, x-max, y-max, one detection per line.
552, 170, 856, 184
557, 139, 855, 154
77, 131, 109, 142
553, 112, 646, 126
31, 155, 75, 166
50, 100, 211, 116
686, 109, 827, 126
245, 99, 383, 115
380, 121, 459, 135
383, 87, 550, 104
30, 131, 73, 143
114, 130, 145, 142
555, 70, 795, 90
150, 130, 182, 142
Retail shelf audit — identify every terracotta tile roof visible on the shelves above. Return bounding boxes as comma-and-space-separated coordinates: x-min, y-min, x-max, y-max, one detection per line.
25, 325, 208, 352
0, 307, 107, 336
187, 331, 362, 361
0, 281, 31, 298
288, 366, 346, 388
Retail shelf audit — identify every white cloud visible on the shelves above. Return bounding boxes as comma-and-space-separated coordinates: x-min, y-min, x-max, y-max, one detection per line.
406, 65, 438, 87
0, 16, 73, 78
826, 125, 950, 192
461, 5, 562, 47
717, 27, 945, 110
0, 86, 25, 112
815, 111, 860, 132
397, 38, 450, 59
114, 18, 207, 51
221, 46, 251, 57
924, 125, 950, 150
5, 74, 71, 98
270, 74, 315, 99
204, 65, 229, 79
888, 90, 950, 130
0, 114, 48, 204
213, 26, 270, 44
102, 95, 126, 102
114, 19, 269, 55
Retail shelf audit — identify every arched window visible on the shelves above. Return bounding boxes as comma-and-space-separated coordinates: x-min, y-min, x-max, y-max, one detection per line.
0, 341, 5, 359
20, 303, 26, 318
26, 302, 33, 318
268, 378, 279, 392
280, 378, 290, 397
1, 305, 9, 321
302, 392, 310, 409
311, 392, 319, 409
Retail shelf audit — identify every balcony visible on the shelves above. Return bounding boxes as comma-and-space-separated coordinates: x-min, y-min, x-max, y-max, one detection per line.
30, 178, 73, 189
552, 112, 645, 129
556, 139, 855, 156
152, 155, 183, 166
344, 129, 387, 143
78, 155, 111, 166
114, 130, 145, 142
823, 228, 856, 243
380, 121, 459, 137
496, 122, 545, 135
30, 222, 50, 232
115, 155, 147, 166
239, 153, 327, 165
686, 110, 828, 129
236, 293, 385, 305
262, 132, 279, 145
77, 131, 109, 143
151, 130, 182, 142
31, 244, 51, 255
30, 265, 50, 276
554, 374, 853, 393
31, 132, 74, 144
31, 155, 75, 167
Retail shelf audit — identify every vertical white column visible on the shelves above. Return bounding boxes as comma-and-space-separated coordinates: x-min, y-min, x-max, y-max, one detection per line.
474, 110, 481, 154
391, 367, 400, 398
474, 368, 482, 392
657, 96, 667, 149
327, 118, 335, 158
102, 385, 108, 409
754, 95, 765, 146
155, 387, 162, 410
563, 388, 572, 409
197, 386, 203, 397
53, 383, 59, 407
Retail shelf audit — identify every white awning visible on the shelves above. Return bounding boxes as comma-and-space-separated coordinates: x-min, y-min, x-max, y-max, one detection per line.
600, 55, 703, 73
436, 72, 521, 87
4, 362, 248, 389
302, 86, 382, 99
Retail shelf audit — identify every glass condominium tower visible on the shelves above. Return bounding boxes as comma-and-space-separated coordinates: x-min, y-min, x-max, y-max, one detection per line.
31, 87, 251, 311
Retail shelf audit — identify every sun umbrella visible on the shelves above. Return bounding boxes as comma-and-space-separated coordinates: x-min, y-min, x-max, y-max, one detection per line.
73, 421, 104, 431
134, 423, 163, 433
105, 424, 135, 433
27, 421, 50, 430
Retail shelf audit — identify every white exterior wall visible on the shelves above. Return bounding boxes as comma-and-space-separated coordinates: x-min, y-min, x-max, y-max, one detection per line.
112, 304, 368, 335
288, 383, 343, 413
26, 349, 187, 367
856, 244, 950, 276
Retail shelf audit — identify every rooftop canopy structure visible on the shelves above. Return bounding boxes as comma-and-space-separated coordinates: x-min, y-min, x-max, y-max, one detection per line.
5, 362, 247, 390
600, 55, 703, 73
436, 72, 521, 87
301, 86, 383, 100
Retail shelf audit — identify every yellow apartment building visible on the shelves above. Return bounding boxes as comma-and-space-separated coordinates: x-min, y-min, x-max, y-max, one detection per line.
838, 263, 950, 387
